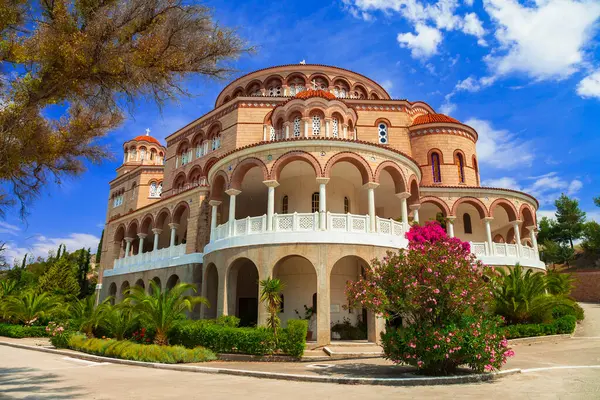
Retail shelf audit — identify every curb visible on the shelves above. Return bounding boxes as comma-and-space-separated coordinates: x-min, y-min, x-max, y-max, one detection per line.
0, 341, 520, 386
507, 334, 572, 346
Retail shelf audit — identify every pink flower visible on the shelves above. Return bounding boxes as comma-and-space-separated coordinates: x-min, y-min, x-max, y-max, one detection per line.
433, 289, 440, 294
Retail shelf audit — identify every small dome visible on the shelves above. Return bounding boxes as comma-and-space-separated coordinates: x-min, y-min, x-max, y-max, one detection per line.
132, 135, 162, 146
294, 89, 337, 101
411, 113, 460, 126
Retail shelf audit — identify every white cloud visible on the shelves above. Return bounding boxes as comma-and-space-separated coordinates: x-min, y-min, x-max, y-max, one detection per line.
0, 221, 20, 236
536, 209, 557, 221
439, 101, 457, 115
481, 177, 521, 190
465, 118, 534, 169
344, 0, 488, 59
577, 69, 600, 99
3, 233, 100, 266
397, 24, 443, 58
483, 0, 600, 80
464, 0, 474, 5
480, 172, 584, 205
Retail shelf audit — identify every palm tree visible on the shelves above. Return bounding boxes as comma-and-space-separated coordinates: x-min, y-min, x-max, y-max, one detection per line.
493, 264, 576, 324
3, 291, 62, 325
259, 277, 285, 339
545, 269, 575, 296
124, 281, 207, 345
70, 295, 111, 338
0, 279, 18, 299
103, 304, 138, 341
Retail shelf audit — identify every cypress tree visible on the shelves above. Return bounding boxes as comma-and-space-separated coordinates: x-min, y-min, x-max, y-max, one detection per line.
96, 230, 104, 264
38, 256, 79, 297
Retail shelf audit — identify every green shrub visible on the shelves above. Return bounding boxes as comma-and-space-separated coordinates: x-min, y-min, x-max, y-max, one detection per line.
552, 303, 585, 321
279, 320, 308, 358
68, 335, 216, 363
214, 315, 240, 327
0, 323, 49, 338
169, 322, 276, 355
46, 321, 72, 348
504, 315, 577, 339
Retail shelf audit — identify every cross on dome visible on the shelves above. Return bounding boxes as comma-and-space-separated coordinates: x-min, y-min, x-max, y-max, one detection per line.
145, 128, 151, 136
311, 79, 318, 90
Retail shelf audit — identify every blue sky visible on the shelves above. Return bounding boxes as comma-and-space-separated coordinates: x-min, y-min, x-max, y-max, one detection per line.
2, 0, 600, 264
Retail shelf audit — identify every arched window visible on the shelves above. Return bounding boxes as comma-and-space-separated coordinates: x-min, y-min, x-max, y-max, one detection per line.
157, 182, 163, 197
473, 157, 480, 186
378, 123, 388, 144
196, 143, 203, 158
129, 149, 137, 161
463, 213, 472, 234
140, 148, 146, 161
311, 192, 319, 213
344, 197, 350, 213
268, 85, 282, 96
282, 195, 288, 214
431, 152, 441, 183
149, 182, 158, 198
332, 118, 339, 138
455, 153, 465, 183
312, 116, 321, 135
203, 141, 209, 155
212, 135, 221, 150
293, 117, 301, 137
269, 126, 276, 141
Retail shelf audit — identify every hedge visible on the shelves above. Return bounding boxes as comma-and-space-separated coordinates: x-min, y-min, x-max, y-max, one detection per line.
68, 335, 217, 363
0, 323, 49, 338
169, 319, 308, 358
504, 315, 577, 339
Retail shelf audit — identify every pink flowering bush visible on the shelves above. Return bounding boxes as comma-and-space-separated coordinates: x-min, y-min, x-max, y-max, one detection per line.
46, 321, 71, 349
346, 222, 512, 375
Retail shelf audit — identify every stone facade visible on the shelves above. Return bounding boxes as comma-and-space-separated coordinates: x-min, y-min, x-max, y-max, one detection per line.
98, 64, 544, 346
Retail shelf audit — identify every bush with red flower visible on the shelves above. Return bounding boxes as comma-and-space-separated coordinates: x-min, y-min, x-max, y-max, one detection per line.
346, 222, 512, 375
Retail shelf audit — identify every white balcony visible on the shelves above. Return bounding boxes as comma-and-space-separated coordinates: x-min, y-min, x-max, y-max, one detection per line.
106, 244, 203, 277
206, 212, 545, 270
205, 212, 409, 253
470, 241, 544, 269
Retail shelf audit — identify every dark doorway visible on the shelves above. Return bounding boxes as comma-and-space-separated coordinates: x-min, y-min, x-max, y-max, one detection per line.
238, 297, 258, 327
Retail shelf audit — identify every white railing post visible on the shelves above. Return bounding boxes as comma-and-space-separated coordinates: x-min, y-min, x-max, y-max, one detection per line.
263, 180, 279, 231
225, 189, 241, 237
314, 211, 319, 230
346, 213, 352, 232
483, 217, 494, 255
363, 182, 379, 233
293, 212, 298, 231
316, 178, 329, 231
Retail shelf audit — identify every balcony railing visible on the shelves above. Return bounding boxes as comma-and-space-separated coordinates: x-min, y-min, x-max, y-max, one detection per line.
470, 241, 539, 261
213, 212, 406, 240
105, 244, 203, 277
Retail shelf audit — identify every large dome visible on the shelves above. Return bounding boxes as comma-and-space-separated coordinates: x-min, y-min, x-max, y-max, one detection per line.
293, 89, 337, 100
132, 135, 162, 146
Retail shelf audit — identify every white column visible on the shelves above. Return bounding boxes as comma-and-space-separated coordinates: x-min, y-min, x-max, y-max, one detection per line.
528, 225, 539, 255
446, 217, 456, 238
285, 124, 290, 139
513, 220, 522, 256
363, 182, 379, 232
396, 192, 411, 231
151, 228, 161, 251
325, 119, 330, 137
226, 189, 241, 237
304, 119, 309, 137
263, 180, 279, 231
410, 204, 421, 224
137, 233, 147, 254
168, 223, 179, 247
124, 237, 133, 258
484, 217, 494, 255
209, 200, 221, 241
316, 178, 330, 230
343, 125, 348, 139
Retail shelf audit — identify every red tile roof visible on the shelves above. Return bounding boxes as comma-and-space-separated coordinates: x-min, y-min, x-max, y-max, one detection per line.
133, 135, 162, 145
294, 89, 337, 101
412, 113, 460, 126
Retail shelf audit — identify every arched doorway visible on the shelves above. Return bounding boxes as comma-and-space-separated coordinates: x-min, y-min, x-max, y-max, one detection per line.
203, 263, 218, 319
150, 277, 161, 294
273, 255, 317, 341
108, 282, 117, 305
227, 258, 259, 327
119, 281, 130, 302
134, 279, 145, 290
329, 161, 369, 215
173, 204, 189, 246
166, 274, 180, 290
330, 256, 369, 341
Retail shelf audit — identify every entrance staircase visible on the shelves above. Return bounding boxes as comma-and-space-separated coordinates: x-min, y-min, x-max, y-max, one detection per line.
302, 341, 383, 361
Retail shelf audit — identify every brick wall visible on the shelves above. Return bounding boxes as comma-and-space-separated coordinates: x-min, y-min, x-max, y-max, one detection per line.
569, 271, 600, 303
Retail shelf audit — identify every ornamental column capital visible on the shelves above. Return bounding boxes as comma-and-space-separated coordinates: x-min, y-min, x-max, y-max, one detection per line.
263, 180, 280, 188
137, 233, 148, 239
225, 188, 242, 196
363, 182, 380, 190
395, 191, 411, 199
209, 200, 222, 207
316, 177, 330, 185
168, 223, 179, 230
151, 228, 162, 235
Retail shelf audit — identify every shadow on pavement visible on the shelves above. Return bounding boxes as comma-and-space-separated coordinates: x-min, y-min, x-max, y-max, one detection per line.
0, 367, 87, 399
310, 363, 416, 378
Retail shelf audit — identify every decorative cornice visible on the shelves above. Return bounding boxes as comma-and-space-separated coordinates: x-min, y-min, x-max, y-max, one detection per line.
409, 125, 477, 143
420, 185, 539, 209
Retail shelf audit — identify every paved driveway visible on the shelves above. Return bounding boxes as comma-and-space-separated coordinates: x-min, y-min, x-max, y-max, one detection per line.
0, 303, 599, 399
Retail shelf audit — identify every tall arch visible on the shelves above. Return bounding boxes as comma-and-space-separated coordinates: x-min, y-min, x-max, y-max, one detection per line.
451, 197, 488, 219
420, 196, 451, 217
230, 158, 269, 190
324, 152, 373, 185
270, 151, 322, 181
209, 170, 228, 201
226, 257, 260, 327
374, 161, 407, 193
489, 199, 518, 221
